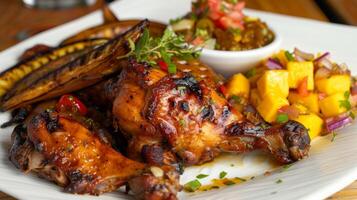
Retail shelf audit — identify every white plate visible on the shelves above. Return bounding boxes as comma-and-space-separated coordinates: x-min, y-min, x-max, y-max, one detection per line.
1, 0, 357, 200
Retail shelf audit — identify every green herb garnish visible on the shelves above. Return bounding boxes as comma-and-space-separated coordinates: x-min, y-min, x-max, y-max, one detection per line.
285, 51, 295, 61
276, 113, 289, 124
179, 119, 186, 127
282, 163, 293, 171
331, 132, 337, 142
196, 174, 209, 179
121, 28, 200, 74
229, 28, 241, 36
184, 179, 201, 192
276, 179, 283, 184
219, 171, 227, 179
231, 95, 241, 104
340, 91, 352, 110
245, 68, 256, 78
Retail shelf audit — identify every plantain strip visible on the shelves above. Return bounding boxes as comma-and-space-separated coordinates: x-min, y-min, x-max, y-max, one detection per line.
61, 20, 166, 45
1, 20, 148, 111
0, 39, 106, 100
102, 4, 120, 24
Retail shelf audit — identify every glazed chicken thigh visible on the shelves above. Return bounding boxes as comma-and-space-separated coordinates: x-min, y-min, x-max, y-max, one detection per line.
9, 108, 180, 199
103, 59, 311, 166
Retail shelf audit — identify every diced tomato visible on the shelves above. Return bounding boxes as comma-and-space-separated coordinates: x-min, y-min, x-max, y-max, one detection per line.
351, 83, 357, 96
56, 94, 88, 116
191, 36, 205, 45
158, 60, 168, 72
207, 0, 245, 30
216, 16, 244, 30
318, 92, 327, 100
218, 84, 227, 97
297, 77, 309, 97
233, 1, 245, 11
278, 105, 300, 120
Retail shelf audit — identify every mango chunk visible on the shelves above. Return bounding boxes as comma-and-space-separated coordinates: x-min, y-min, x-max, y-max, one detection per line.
257, 95, 289, 123
287, 61, 314, 90
319, 92, 348, 117
288, 92, 319, 113
276, 50, 289, 67
316, 75, 351, 95
257, 70, 289, 99
295, 113, 323, 140
226, 73, 250, 98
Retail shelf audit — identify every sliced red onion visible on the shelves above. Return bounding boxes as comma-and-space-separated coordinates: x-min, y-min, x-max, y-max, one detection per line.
325, 113, 353, 132
314, 67, 331, 80
294, 48, 314, 61
351, 84, 357, 96
266, 58, 283, 69
314, 52, 330, 63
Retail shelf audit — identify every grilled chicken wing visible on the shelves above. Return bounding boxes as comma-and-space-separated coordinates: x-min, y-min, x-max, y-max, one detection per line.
9, 109, 180, 199
105, 59, 310, 166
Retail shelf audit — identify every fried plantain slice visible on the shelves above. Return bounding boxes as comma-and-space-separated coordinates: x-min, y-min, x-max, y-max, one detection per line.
0, 39, 107, 100
1, 20, 148, 111
61, 20, 166, 45
61, 5, 165, 45
102, 4, 120, 24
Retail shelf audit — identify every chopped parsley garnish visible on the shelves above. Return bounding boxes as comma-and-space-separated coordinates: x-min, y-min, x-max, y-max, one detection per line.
219, 171, 227, 179
179, 119, 186, 127
121, 28, 200, 74
331, 132, 337, 142
184, 179, 201, 192
229, 27, 241, 36
196, 174, 209, 179
276, 113, 289, 124
285, 51, 295, 61
231, 95, 241, 104
245, 68, 256, 78
339, 91, 351, 110
282, 163, 293, 171
276, 179, 283, 184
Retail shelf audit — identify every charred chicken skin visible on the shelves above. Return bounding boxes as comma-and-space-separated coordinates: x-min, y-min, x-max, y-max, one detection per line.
101, 59, 311, 166
9, 108, 180, 199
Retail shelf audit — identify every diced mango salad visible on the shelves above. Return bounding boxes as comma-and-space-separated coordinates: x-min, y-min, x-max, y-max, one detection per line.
222, 48, 356, 140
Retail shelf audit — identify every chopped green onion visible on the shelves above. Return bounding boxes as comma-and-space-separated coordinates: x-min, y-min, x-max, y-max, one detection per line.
285, 51, 295, 61
282, 163, 293, 171
245, 68, 256, 78
184, 179, 201, 192
276, 179, 283, 184
219, 171, 227, 179
168, 63, 177, 74
196, 174, 209, 179
231, 95, 241, 104
179, 119, 186, 127
331, 132, 337, 142
276, 113, 289, 124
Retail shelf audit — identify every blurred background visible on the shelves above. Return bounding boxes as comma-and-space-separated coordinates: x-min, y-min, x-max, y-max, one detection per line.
0, 0, 356, 51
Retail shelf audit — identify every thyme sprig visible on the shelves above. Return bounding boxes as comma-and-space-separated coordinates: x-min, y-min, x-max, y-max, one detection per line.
120, 28, 201, 73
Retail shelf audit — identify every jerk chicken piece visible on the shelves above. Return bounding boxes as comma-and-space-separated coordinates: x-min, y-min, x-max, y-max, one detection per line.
101, 59, 311, 166
9, 109, 181, 199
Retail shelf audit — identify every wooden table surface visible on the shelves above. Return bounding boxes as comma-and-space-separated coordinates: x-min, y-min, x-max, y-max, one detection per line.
0, 0, 355, 199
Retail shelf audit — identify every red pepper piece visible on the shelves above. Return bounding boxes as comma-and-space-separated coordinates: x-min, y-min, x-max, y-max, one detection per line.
56, 94, 88, 116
